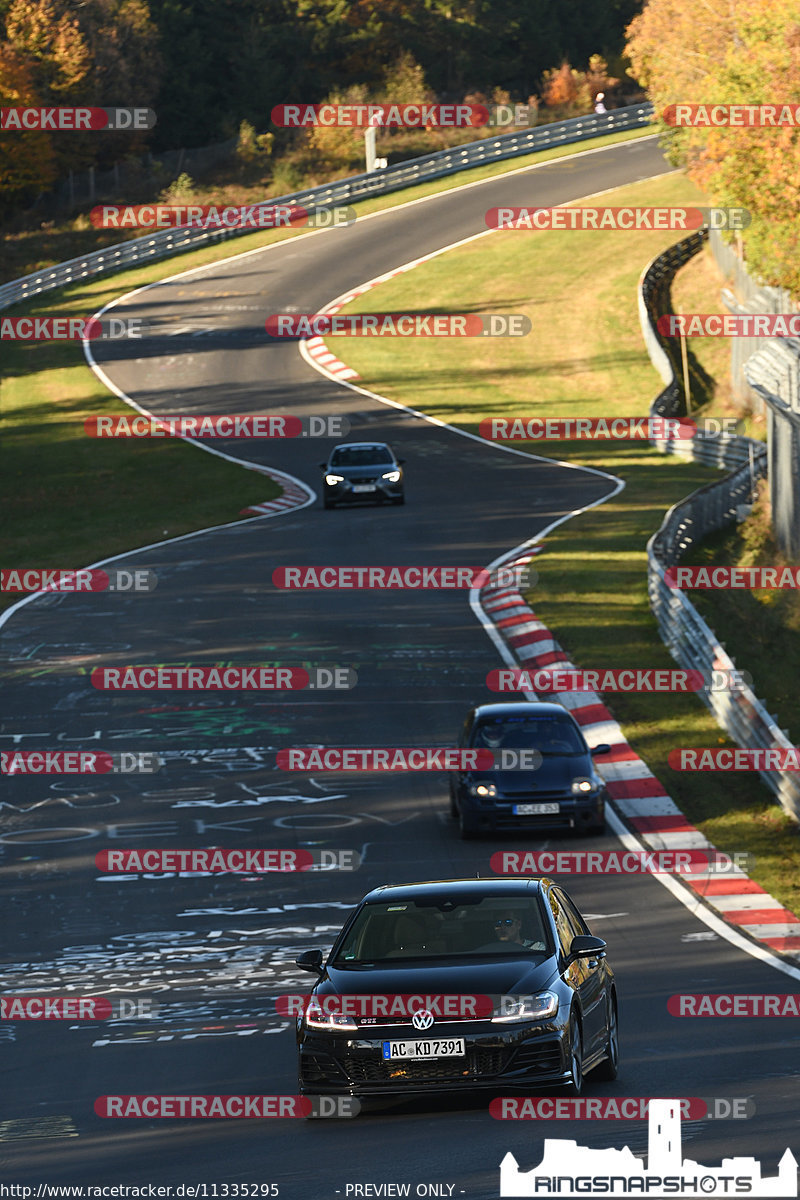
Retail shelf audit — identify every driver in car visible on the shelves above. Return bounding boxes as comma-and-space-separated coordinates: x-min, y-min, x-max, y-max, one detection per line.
479, 912, 546, 952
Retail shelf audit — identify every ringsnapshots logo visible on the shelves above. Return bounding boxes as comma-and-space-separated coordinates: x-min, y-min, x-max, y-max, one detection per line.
497, 1098, 796, 1198
94, 1095, 359, 1118
266, 313, 530, 337
491, 849, 755, 875
1, 316, 145, 340
84, 414, 350, 438
658, 313, 800, 337
479, 417, 696, 441
486, 206, 749, 231
662, 103, 800, 127
2, 751, 161, 775
1, 568, 156, 593
89, 203, 354, 229
486, 667, 752, 693
95, 848, 361, 873
276, 747, 542, 771
273, 565, 536, 590
1, 107, 156, 130
90, 665, 357, 690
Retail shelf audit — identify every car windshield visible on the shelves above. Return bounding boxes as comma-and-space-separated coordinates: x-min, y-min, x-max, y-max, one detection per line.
332, 897, 551, 964
329, 446, 394, 467
472, 715, 586, 755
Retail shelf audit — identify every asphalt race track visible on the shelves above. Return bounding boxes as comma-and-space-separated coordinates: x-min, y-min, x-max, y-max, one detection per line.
1, 138, 798, 1199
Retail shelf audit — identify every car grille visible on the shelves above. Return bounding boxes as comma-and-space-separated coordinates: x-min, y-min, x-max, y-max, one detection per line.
349, 475, 380, 484
506, 1041, 562, 1074
342, 1047, 511, 1085
300, 1052, 349, 1085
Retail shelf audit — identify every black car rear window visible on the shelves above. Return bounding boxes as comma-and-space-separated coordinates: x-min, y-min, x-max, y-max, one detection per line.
332, 897, 550, 964
471, 714, 586, 755
330, 447, 393, 467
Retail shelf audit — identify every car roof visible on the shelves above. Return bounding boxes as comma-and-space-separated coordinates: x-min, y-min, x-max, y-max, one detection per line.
330, 442, 392, 451
359, 877, 553, 904
471, 701, 572, 720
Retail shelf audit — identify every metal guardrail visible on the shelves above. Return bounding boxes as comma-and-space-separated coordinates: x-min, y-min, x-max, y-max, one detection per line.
640, 236, 799, 822
0, 105, 653, 313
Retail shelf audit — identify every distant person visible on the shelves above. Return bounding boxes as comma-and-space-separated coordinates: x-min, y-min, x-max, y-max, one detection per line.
594, 92, 607, 114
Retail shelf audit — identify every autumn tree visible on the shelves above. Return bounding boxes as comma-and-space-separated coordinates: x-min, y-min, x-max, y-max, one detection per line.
0, 41, 55, 210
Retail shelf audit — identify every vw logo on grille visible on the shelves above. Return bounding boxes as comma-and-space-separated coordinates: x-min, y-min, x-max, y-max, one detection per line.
411, 1009, 434, 1031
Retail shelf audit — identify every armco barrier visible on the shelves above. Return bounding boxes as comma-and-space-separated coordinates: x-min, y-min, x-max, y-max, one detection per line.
640, 236, 800, 823
0, 105, 652, 313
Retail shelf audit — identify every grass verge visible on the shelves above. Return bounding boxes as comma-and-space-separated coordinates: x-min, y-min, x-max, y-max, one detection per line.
328, 171, 800, 917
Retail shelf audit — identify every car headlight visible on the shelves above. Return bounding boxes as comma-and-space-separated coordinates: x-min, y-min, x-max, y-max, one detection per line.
571, 777, 598, 794
305, 999, 358, 1031
381, 470, 401, 482
492, 992, 559, 1022
324, 473, 345, 485
468, 782, 497, 798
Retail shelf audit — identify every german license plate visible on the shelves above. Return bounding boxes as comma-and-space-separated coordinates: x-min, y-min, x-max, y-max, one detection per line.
382, 1038, 466, 1060
352, 484, 377, 493
513, 802, 560, 815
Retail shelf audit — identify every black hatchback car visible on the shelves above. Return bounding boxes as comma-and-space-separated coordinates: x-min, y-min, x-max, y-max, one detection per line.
449, 702, 610, 838
295, 877, 618, 1101
320, 441, 405, 508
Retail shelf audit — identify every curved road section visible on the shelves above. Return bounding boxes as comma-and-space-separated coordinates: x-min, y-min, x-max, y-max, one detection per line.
0, 139, 794, 1197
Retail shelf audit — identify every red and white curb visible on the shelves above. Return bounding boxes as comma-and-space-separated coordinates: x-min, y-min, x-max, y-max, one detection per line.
239, 468, 314, 517
302, 263, 420, 380
481, 551, 800, 961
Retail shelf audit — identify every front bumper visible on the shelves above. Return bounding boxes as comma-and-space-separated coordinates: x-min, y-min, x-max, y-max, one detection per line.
324, 478, 403, 504
299, 1023, 569, 1096
457, 790, 605, 833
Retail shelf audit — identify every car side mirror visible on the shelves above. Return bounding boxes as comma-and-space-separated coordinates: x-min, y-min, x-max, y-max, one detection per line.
590, 744, 611, 756
296, 949, 324, 975
568, 935, 606, 960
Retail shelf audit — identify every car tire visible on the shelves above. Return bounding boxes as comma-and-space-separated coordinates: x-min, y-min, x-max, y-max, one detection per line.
392, 495, 405, 506
588, 818, 605, 836
562, 1016, 583, 1096
593, 997, 619, 1080
449, 789, 458, 818
323, 499, 335, 510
